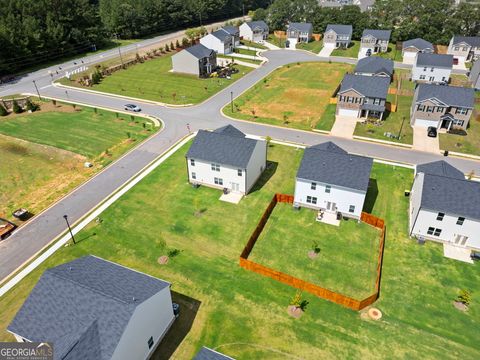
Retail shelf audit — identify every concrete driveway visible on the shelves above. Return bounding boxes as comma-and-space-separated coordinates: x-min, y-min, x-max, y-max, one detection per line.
330, 115, 359, 138
318, 44, 335, 57
413, 126, 440, 153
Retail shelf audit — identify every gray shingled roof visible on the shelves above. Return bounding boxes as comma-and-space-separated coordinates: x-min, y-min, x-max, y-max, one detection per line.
415, 53, 453, 68
296, 142, 373, 192
8, 256, 170, 360
211, 29, 231, 42
325, 24, 352, 36
245, 21, 268, 31
185, 44, 215, 59
354, 56, 393, 76
402, 38, 434, 51
288, 22, 313, 33
416, 84, 475, 109
416, 161, 465, 179
194, 347, 235, 360
222, 26, 239, 35
420, 174, 480, 221
186, 126, 258, 168
339, 74, 390, 99
451, 36, 480, 47
362, 29, 391, 41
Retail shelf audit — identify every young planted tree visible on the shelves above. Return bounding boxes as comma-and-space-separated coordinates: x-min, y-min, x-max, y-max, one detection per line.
0, 103, 8, 116
12, 100, 22, 113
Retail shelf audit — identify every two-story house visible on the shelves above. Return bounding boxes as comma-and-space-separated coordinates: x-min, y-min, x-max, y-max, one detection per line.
354, 56, 393, 77
447, 36, 480, 65
323, 24, 353, 49
293, 141, 373, 221
286, 22, 313, 48
200, 29, 234, 55
239, 21, 269, 43
409, 161, 480, 263
336, 74, 390, 119
469, 60, 480, 90
410, 83, 475, 131
412, 53, 453, 84
186, 125, 267, 195
223, 26, 240, 46
8, 256, 176, 359
172, 44, 217, 77
402, 38, 434, 64
359, 29, 391, 58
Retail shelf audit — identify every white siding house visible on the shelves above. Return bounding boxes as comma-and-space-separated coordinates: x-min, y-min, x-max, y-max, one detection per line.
293, 142, 373, 220
409, 161, 480, 262
186, 125, 267, 195
7, 256, 175, 360
239, 21, 269, 43
412, 53, 453, 84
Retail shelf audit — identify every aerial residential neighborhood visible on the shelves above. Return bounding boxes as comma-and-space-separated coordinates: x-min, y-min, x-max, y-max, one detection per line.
0, 0, 479, 359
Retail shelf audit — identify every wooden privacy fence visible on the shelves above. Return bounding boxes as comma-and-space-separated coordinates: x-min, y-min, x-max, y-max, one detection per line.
239, 194, 386, 311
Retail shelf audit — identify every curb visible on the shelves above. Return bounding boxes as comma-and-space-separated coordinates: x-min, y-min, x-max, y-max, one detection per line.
353, 135, 413, 148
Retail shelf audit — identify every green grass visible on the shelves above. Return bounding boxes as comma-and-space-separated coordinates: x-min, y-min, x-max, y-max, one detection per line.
377, 44, 398, 60
234, 48, 258, 56
315, 103, 336, 131
250, 203, 381, 299
267, 34, 285, 48
296, 40, 323, 53
239, 40, 268, 50
331, 41, 360, 58
224, 62, 351, 131
58, 53, 252, 105
354, 95, 414, 144
218, 56, 262, 65
1, 142, 479, 359
0, 106, 152, 159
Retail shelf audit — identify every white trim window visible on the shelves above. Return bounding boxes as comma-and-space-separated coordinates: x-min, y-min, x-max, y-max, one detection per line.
427, 227, 442, 236
349, 205, 355, 213
211, 163, 220, 171
237, 169, 242, 176
191, 172, 196, 179
306, 196, 317, 204
325, 185, 331, 193
455, 108, 468, 115
214, 177, 223, 185
419, 75, 426, 80
190, 159, 195, 166
311, 182, 316, 190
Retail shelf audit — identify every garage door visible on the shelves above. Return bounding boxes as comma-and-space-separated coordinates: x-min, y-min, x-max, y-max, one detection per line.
414, 118, 438, 128
338, 108, 359, 117
403, 52, 416, 64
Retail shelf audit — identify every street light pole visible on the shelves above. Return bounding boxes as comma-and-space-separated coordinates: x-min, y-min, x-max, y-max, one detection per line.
230, 91, 234, 113
63, 215, 76, 245
32, 80, 42, 100
118, 47, 124, 67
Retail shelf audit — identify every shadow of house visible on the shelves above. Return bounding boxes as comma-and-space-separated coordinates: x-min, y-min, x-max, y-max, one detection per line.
363, 178, 378, 214
151, 291, 201, 360
249, 160, 278, 194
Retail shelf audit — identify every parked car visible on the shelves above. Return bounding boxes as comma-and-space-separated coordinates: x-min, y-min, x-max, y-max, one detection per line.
124, 104, 141, 112
427, 126, 437, 138
0, 219, 16, 240
366, 49, 372, 57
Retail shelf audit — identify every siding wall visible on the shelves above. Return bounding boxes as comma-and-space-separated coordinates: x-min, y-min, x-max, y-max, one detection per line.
246, 140, 267, 192
187, 159, 247, 194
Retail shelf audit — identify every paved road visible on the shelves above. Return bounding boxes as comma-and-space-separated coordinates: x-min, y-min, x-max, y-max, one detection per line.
0, 47, 477, 283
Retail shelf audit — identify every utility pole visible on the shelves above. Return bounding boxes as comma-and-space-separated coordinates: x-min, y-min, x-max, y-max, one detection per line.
32, 80, 42, 100
230, 91, 234, 113
118, 47, 124, 67
63, 215, 76, 245
242, 4, 245, 17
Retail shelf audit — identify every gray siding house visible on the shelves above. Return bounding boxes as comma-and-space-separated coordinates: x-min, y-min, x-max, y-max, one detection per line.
286, 22, 313, 47
223, 26, 240, 46
360, 29, 391, 56
354, 56, 393, 77
410, 83, 475, 130
469, 60, 480, 90
323, 24, 353, 48
447, 36, 480, 64
172, 44, 217, 77
336, 74, 390, 119
412, 53, 453, 84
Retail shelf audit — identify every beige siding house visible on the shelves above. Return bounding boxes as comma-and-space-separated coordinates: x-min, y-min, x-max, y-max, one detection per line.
323, 24, 352, 49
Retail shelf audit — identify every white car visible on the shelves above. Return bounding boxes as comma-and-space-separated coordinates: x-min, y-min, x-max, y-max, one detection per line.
124, 104, 141, 112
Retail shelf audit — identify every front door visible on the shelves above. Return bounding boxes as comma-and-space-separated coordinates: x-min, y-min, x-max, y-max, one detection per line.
454, 234, 468, 246
326, 202, 336, 212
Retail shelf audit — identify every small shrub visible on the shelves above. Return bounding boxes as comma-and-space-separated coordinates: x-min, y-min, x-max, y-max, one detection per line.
176, 39, 180, 48
25, 99, 39, 112
311, 241, 321, 254
290, 291, 309, 311
456, 289, 472, 306
168, 248, 182, 258
12, 100, 22, 114
170, 41, 175, 50
165, 43, 170, 52
0, 103, 7, 116
126, 131, 131, 139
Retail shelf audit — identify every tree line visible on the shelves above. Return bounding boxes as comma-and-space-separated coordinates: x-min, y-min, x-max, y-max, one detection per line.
253, 0, 480, 44
0, 0, 269, 76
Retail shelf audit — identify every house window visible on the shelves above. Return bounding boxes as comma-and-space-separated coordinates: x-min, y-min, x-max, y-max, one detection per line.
457, 217, 465, 225
191, 172, 196, 179
456, 108, 468, 115
349, 205, 355, 213
211, 163, 220, 171
436, 107, 444, 112
311, 182, 316, 190
434, 228, 442, 236
418, 104, 425, 111
306, 196, 317, 204
325, 185, 331, 193
441, 77, 446, 81
190, 159, 195, 166
419, 75, 426, 80
426, 106, 434, 113
238, 169, 242, 176
430, 67, 434, 72
148, 336, 154, 349
436, 212, 445, 221
454, 46, 459, 51
423, 66, 427, 71
214, 177, 223, 185
373, 98, 381, 105
454, 119, 464, 126
427, 227, 435, 235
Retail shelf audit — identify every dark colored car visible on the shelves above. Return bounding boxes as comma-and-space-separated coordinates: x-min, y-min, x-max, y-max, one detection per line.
124, 104, 141, 112
427, 126, 437, 138
366, 49, 372, 57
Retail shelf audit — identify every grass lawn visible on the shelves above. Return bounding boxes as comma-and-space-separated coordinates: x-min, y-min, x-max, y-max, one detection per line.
354, 94, 414, 144
224, 62, 351, 131
234, 48, 257, 56
250, 203, 381, 299
239, 40, 267, 50
1, 142, 479, 359
296, 40, 323, 53
59, 53, 252, 105
331, 41, 360, 58
392, 69, 415, 93
218, 56, 262, 65
377, 44, 399, 61
267, 34, 285, 48
315, 103, 336, 131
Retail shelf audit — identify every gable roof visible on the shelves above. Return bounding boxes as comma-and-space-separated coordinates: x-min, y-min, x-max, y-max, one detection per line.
362, 29, 391, 41
211, 29, 231, 42
415, 53, 453, 68
354, 56, 393, 76
288, 22, 313, 33
186, 126, 259, 168
194, 347, 235, 360
222, 26, 239, 35
325, 24, 352, 36
296, 142, 373, 192
8, 256, 170, 360
415, 84, 475, 108
451, 36, 480, 48
184, 44, 215, 59
339, 74, 390, 99
470, 60, 480, 83
416, 161, 465, 179
245, 21, 268, 32
403, 38, 434, 51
